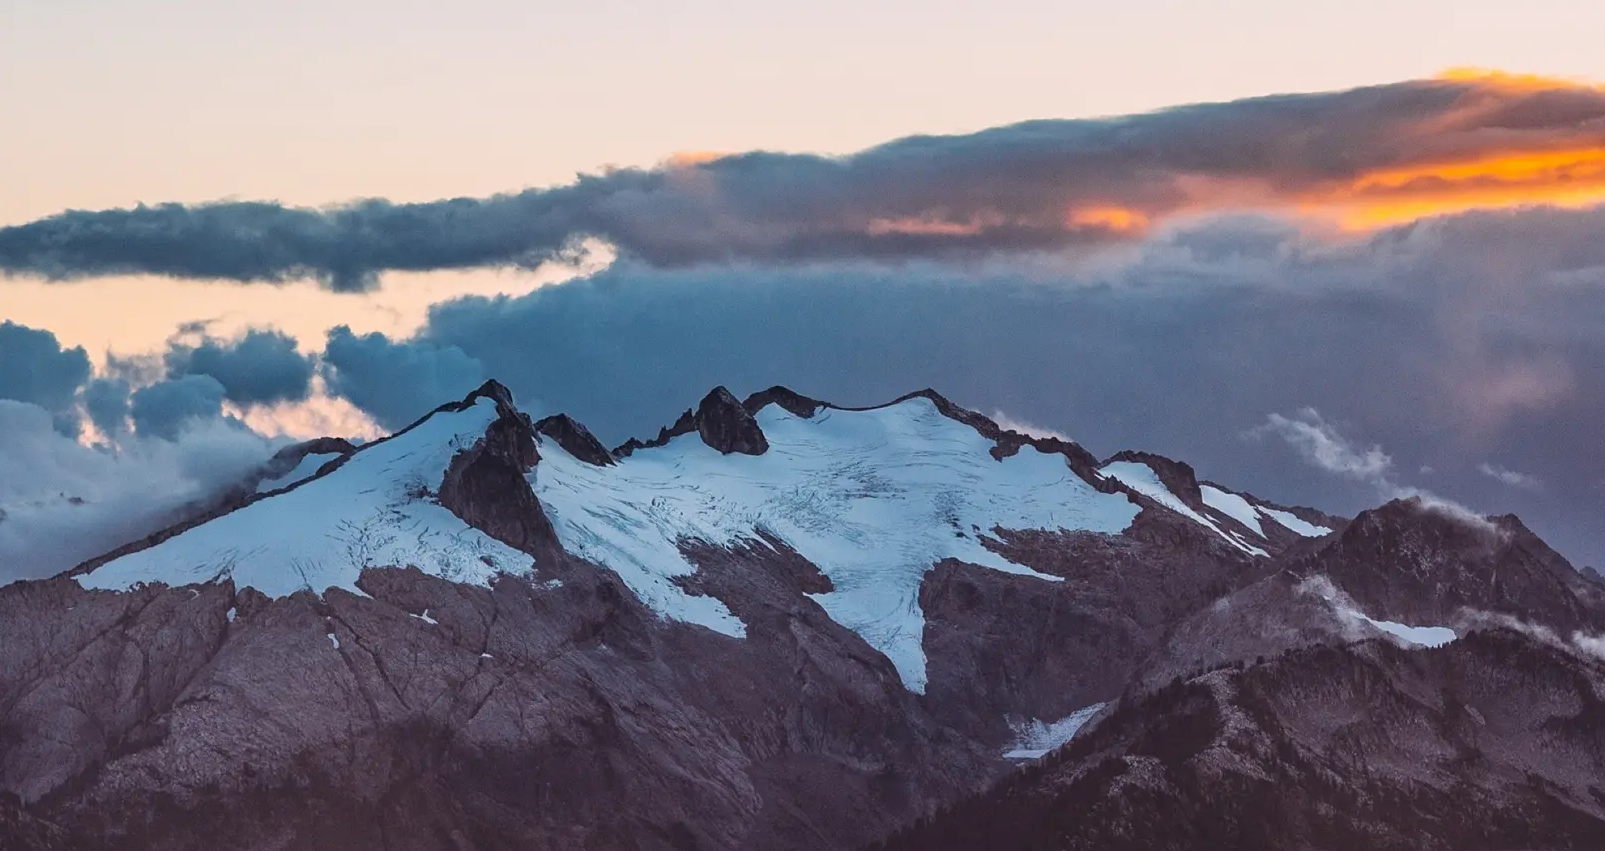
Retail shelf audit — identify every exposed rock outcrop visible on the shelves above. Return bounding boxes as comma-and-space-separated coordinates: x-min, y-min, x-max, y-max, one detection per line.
1288, 497, 1605, 633
1102, 449, 1206, 511
534, 414, 614, 466
437, 385, 558, 558
878, 630, 1605, 851
696, 386, 769, 456
741, 386, 825, 419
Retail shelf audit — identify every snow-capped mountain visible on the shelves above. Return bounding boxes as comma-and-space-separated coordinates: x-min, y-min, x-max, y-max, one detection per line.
4, 380, 1603, 850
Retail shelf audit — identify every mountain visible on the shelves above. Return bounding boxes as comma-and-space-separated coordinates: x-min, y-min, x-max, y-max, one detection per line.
0, 381, 1600, 850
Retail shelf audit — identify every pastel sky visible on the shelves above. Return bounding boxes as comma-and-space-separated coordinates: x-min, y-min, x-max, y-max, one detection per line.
4, 1, 1605, 577
7, 1, 1605, 356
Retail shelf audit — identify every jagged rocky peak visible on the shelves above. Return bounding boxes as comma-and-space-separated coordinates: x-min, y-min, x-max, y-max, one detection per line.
534, 413, 614, 466
1290, 495, 1605, 633
1102, 449, 1204, 510
742, 385, 825, 418
695, 385, 769, 455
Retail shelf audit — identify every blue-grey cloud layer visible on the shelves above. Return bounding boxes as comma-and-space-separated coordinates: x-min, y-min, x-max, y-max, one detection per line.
0, 321, 91, 434
346, 206, 1600, 570
166, 329, 314, 405
321, 326, 486, 429
4, 76, 1605, 289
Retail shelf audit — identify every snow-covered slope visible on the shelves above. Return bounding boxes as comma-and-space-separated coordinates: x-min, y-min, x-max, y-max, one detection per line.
72, 383, 1345, 696
1099, 461, 1267, 557
534, 397, 1140, 691
1257, 505, 1332, 537
78, 397, 532, 597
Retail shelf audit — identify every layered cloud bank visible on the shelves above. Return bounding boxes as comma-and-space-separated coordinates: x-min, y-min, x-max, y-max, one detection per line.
3, 72, 1605, 579
5, 72, 1605, 289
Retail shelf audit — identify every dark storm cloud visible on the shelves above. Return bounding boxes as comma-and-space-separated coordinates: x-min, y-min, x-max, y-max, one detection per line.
320, 326, 487, 429
0, 321, 91, 432
130, 374, 227, 441
83, 377, 131, 436
5, 74, 1605, 288
388, 204, 1605, 569
165, 329, 315, 405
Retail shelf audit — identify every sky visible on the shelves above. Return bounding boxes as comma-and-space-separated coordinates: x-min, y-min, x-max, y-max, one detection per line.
3, 0, 1605, 577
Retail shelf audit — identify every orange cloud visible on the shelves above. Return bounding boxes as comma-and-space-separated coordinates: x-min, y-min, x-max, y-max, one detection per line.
1307, 146, 1605, 229
665, 151, 730, 168
1434, 67, 1602, 92
1067, 206, 1150, 234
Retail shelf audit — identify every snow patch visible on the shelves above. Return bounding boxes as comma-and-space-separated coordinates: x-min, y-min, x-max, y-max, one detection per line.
410, 609, 439, 625
1100, 461, 1267, 557
327, 632, 340, 650
1300, 576, 1456, 648
77, 397, 534, 598
1003, 703, 1106, 759
1200, 485, 1263, 537
1351, 613, 1457, 648
534, 398, 1140, 692
1256, 505, 1332, 538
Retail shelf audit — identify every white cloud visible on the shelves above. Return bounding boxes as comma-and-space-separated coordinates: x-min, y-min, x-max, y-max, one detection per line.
1478, 462, 1542, 490
0, 400, 285, 581
1252, 407, 1495, 533
1250, 408, 1393, 481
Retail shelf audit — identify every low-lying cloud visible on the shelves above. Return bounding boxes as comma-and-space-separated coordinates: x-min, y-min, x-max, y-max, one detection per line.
5, 73, 1605, 289
0, 400, 283, 580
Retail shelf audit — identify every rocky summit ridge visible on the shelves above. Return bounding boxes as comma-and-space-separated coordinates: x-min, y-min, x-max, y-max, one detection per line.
1, 380, 1601, 850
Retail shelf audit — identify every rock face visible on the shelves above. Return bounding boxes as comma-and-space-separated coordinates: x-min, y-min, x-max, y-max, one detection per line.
3, 381, 1600, 850
741, 386, 824, 419
1103, 450, 1205, 510
878, 631, 1605, 851
1290, 498, 1605, 633
534, 414, 614, 466
438, 396, 561, 558
695, 387, 770, 456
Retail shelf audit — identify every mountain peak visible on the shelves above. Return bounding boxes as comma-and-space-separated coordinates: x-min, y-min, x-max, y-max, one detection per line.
533, 413, 614, 466
695, 386, 769, 455
1102, 450, 1204, 511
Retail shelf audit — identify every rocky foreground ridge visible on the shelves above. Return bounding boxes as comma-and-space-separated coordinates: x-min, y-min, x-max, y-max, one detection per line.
1, 381, 1602, 850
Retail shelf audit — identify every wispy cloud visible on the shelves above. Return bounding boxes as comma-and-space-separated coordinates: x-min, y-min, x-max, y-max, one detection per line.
1249, 408, 1393, 482
1250, 407, 1495, 531
991, 410, 1070, 442
5, 73, 1605, 289
1478, 462, 1543, 490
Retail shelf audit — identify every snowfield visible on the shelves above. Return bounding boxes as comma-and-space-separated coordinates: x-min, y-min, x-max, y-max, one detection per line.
1257, 505, 1333, 538
78, 397, 533, 598
1099, 461, 1268, 557
534, 398, 1140, 692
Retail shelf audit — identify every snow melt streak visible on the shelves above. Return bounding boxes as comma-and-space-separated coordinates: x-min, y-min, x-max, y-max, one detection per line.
79, 398, 532, 598
1100, 462, 1267, 557
534, 399, 1140, 693
1200, 485, 1264, 537
1257, 505, 1333, 538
